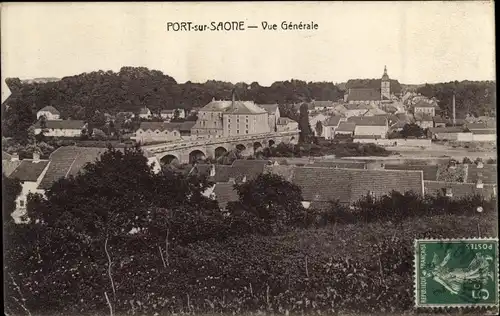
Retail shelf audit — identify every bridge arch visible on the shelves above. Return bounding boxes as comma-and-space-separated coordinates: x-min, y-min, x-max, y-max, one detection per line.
159, 154, 180, 166
253, 141, 263, 152
189, 149, 207, 164
214, 146, 228, 159
235, 143, 246, 151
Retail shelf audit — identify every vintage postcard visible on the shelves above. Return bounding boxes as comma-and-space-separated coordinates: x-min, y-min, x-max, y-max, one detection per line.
1, 1, 497, 315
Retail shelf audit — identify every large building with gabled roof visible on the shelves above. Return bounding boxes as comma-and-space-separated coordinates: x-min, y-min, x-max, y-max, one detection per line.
191, 92, 272, 138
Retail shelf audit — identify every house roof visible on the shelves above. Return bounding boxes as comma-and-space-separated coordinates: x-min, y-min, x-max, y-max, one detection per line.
348, 116, 387, 126
429, 127, 466, 133
345, 103, 371, 111
413, 101, 437, 108
224, 101, 267, 115
433, 116, 447, 123
467, 164, 497, 184
8, 159, 49, 182
307, 161, 366, 169
470, 129, 496, 135
364, 108, 387, 116
37, 146, 119, 190
336, 122, 356, 132
2, 151, 12, 160
384, 164, 439, 181
258, 104, 279, 114
347, 88, 381, 102
38, 106, 60, 115
213, 182, 239, 209
2, 159, 22, 177
467, 122, 496, 129
277, 117, 296, 125
139, 107, 151, 115
292, 167, 424, 204
164, 121, 196, 132
138, 122, 179, 132
230, 159, 269, 179
311, 101, 334, 108
424, 181, 497, 200
32, 120, 85, 130
323, 116, 342, 127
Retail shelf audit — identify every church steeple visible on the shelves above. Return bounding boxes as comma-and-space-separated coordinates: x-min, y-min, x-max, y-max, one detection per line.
380, 65, 391, 100
381, 65, 390, 81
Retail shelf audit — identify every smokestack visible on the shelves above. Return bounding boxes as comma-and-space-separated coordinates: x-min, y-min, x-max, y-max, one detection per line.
452, 94, 456, 126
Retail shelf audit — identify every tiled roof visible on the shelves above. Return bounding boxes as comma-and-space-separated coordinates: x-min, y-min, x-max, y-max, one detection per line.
424, 181, 497, 200
8, 160, 49, 182
384, 164, 438, 181
2, 151, 12, 160
163, 121, 196, 132
413, 101, 437, 108
138, 122, 179, 132
470, 129, 496, 135
38, 106, 60, 115
224, 101, 267, 115
323, 116, 342, 127
335, 122, 356, 132
308, 161, 366, 169
38, 146, 121, 189
347, 88, 381, 101
467, 122, 496, 129
433, 116, 447, 123
311, 101, 334, 108
263, 165, 296, 182
348, 116, 387, 126
429, 127, 466, 133
258, 104, 279, 114
467, 164, 497, 184
230, 159, 268, 179
213, 182, 239, 209
345, 103, 371, 110
32, 120, 85, 130
292, 167, 424, 204
2, 159, 22, 177
277, 117, 296, 125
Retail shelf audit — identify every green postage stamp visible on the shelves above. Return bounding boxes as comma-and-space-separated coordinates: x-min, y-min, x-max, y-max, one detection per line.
415, 238, 499, 308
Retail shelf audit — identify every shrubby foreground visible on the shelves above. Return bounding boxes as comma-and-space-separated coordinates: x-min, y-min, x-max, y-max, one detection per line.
3, 147, 497, 315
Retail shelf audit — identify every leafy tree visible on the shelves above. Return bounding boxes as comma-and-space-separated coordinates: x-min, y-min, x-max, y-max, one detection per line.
298, 103, 313, 143
400, 123, 425, 138
232, 173, 305, 231
315, 121, 323, 137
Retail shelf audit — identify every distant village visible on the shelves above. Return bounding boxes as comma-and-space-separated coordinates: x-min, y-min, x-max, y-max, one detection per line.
2, 66, 497, 224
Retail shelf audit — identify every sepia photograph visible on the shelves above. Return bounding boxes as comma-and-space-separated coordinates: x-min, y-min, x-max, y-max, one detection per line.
1, 1, 498, 315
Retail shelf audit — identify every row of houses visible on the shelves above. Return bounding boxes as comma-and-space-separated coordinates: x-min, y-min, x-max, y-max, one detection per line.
4, 148, 496, 223
185, 159, 497, 211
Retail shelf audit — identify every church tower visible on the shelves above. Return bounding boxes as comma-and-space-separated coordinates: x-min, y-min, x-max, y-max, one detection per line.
381, 65, 391, 100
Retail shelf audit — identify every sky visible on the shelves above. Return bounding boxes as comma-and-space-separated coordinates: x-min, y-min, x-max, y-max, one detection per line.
1, 1, 496, 101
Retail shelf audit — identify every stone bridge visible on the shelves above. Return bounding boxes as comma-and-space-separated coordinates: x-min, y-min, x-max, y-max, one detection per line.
142, 131, 299, 164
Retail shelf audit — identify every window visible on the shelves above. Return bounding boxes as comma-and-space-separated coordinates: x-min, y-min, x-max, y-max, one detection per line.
19, 200, 24, 207
246, 130, 249, 134
246, 124, 249, 129
214, 122, 217, 127
237, 130, 240, 134
228, 118, 231, 123
228, 124, 231, 129
237, 119, 240, 123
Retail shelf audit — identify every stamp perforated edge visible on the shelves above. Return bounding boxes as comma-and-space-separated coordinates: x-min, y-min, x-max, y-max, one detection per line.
413, 237, 500, 310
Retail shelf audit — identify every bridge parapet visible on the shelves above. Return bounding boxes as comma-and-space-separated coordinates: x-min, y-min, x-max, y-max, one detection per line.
144, 131, 298, 154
